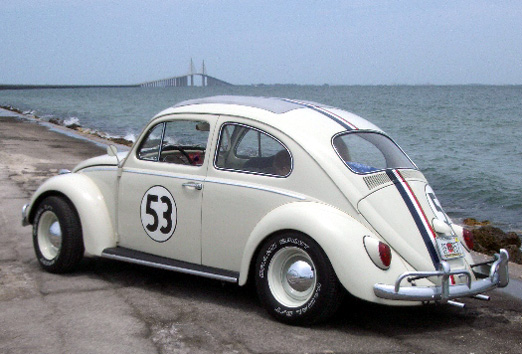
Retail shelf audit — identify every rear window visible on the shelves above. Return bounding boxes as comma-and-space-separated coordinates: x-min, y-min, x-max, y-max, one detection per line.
333, 132, 416, 174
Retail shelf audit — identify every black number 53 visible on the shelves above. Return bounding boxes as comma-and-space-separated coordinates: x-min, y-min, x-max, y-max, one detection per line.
140, 186, 177, 242
145, 194, 173, 234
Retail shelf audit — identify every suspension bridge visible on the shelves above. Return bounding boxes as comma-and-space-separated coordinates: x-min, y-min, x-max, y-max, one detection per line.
139, 59, 232, 88
0, 60, 232, 90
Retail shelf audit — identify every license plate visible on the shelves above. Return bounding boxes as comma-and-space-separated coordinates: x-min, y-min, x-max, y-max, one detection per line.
436, 237, 463, 260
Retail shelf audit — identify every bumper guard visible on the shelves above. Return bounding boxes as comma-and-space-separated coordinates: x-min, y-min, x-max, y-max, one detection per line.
374, 249, 509, 303
22, 203, 30, 226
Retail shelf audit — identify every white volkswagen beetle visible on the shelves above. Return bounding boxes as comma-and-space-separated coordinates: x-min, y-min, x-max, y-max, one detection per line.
22, 96, 509, 325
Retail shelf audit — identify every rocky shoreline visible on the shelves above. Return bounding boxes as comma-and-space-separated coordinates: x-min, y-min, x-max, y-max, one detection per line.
0, 104, 134, 147
464, 218, 522, 264
2, 105, 521, 265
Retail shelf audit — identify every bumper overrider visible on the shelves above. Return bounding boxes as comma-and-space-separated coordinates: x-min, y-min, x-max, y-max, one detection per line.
22, 203, 30, 227
374, 249, 509, 303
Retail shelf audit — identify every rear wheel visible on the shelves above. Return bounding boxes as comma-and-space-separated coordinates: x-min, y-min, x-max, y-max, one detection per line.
33, 196, 84, 273
255, 232, 344, 325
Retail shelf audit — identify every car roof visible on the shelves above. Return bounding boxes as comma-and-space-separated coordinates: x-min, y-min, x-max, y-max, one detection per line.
172, 95, 302, 114
153, 95, 384, 136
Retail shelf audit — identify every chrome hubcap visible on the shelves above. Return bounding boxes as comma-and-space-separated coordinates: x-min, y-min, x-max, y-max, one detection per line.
286, 260, 315, 292
37, 211, 62, 260
267, 247, 316, 308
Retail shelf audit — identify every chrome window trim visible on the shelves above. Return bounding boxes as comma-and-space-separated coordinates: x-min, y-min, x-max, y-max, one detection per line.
136, 120, 208, 167
213, 122, 293, 178
331, 129, 418, 175
136, 121, 166, 162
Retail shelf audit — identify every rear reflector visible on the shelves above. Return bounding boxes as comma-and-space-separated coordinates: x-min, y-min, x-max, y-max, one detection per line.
463, 228, 474, 250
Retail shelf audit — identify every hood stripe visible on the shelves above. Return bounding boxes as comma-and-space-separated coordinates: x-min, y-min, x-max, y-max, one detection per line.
386, 169, 440, 268
282, 98, 358, 130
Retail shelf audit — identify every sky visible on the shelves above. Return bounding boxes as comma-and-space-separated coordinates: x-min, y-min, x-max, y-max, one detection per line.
1, 0, 521, 86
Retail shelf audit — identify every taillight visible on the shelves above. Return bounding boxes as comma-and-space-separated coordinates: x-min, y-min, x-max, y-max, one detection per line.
364, 236, 392, 270
463, 228, 474, 250
379, 242, 392, 268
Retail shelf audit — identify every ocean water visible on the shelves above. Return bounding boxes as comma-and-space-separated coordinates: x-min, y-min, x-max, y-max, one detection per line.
1, 85, 521, 231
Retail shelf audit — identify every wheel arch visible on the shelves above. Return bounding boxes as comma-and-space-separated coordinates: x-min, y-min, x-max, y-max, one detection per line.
29, 191, 75, 223
239, 202, 368, 286
27, 173, 116, 256
238, 201, 409, 303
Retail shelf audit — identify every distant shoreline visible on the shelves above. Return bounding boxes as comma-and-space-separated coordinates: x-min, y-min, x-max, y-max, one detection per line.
0, 84, 139, 90
2, 84, 522, 91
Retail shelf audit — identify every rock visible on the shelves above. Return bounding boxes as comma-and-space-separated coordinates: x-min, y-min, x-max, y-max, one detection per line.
48, 118, 62, 125
66, 123, 81, 130
472, 225, 522, 264
108, 137, 133, 146
506, 245, 522, 264
463, 218, 490, 227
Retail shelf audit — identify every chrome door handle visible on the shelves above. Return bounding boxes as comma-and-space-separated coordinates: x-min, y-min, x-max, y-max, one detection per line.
182, 182, 203, 190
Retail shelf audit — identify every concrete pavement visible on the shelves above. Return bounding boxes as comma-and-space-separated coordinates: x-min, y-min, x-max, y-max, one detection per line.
1, 109, 522, 353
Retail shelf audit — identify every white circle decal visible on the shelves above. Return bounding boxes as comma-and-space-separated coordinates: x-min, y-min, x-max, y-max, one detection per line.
140, 186, 177, 242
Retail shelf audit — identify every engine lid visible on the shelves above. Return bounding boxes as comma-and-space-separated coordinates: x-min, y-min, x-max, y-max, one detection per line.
358, 169, 444, 272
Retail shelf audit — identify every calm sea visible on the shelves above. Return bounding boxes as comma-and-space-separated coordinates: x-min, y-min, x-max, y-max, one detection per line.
2, 85, 521, 231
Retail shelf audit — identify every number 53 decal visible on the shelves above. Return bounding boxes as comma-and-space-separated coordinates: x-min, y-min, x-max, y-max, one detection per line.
140, 186, 177, 242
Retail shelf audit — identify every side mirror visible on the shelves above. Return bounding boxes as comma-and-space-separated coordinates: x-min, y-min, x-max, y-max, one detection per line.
107, 144, 121, 165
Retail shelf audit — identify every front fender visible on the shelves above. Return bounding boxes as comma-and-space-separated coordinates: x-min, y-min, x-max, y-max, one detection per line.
239, 201, 412, 304
27, 173, 115, 256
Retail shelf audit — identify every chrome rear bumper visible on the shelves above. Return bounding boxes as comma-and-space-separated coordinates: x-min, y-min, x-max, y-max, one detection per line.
374, 249, 509, 303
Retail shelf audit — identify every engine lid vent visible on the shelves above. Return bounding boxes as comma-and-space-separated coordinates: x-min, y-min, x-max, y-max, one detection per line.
363, 173, 391, 190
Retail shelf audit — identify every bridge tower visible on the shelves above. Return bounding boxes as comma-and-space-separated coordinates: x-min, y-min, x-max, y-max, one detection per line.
201, 60, 207, 87
189, 58, 196, 87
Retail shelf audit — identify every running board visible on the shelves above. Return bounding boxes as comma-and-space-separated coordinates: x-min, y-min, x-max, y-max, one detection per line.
101, 247, 239, 283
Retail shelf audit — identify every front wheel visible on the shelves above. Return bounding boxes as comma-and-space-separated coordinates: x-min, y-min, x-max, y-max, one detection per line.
255, 232, 344, 325
33, 196, 84, 273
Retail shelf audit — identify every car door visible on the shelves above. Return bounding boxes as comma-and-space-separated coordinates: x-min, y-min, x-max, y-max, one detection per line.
201, 119, 297, 271
117, 116, 215, 264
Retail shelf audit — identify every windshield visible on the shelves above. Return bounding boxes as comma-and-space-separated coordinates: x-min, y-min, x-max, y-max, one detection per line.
333, 131, 416, 174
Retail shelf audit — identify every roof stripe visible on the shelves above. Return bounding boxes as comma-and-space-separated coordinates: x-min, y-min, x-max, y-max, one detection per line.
282, 98, 358, 130
386, 169, 440, 268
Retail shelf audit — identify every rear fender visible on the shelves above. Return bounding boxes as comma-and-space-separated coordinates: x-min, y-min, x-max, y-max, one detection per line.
27, 173, 115, 256
239, 202, 411, 303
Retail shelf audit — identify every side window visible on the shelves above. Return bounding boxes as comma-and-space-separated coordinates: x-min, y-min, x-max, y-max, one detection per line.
138, 120, 210, 166
138, 123, 164, 161
215, 123, 291, 177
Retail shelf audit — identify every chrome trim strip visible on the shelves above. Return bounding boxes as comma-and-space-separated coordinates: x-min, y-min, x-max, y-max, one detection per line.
101, 252, 238, 283
123, 168, 305, 200
205, 178, 307, 200
81, 166, 118, 173
374, 249, 509, 302
123, 168, 206, 182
